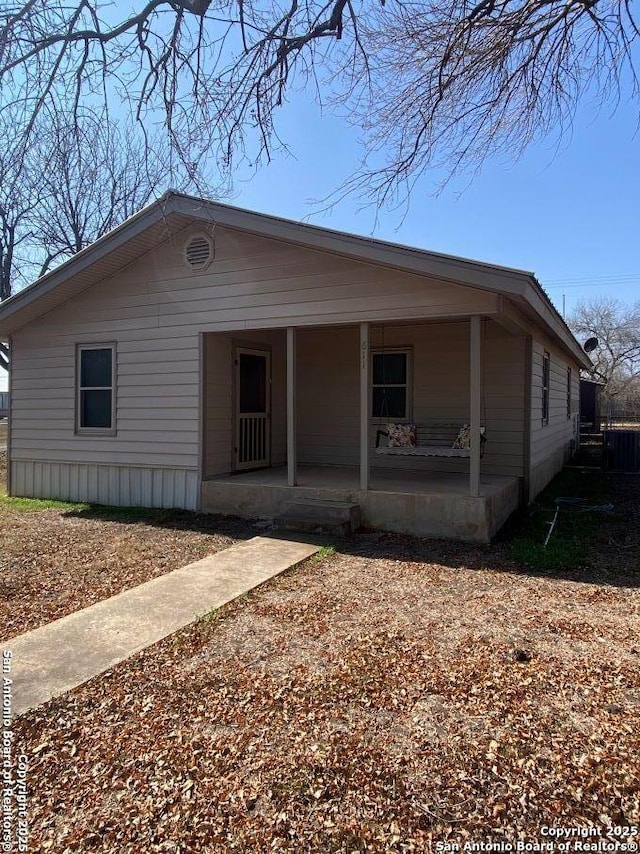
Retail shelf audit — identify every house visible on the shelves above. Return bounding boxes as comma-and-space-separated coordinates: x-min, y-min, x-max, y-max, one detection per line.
0, 192, 590, 541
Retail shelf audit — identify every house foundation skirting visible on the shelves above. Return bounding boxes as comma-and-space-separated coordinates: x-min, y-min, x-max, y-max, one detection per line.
529, 445, 574, 502
201, 474, 521, 542
10, 460, 200, 510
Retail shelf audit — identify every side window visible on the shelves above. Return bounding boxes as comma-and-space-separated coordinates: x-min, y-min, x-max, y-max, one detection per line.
372, 350, 410, 420
542, 351, 550, 425
77, 345, 116, 433
567, 366, 572, 419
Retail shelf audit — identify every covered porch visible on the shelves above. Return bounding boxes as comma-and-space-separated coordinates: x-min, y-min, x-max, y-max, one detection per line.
200, 316, 526, 541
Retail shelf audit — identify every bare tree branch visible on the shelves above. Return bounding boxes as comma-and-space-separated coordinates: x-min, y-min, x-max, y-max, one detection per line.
0, 103, 197, 301
28, 108, 170, 275
0, 0, 638, 206
569, 297, 640, 399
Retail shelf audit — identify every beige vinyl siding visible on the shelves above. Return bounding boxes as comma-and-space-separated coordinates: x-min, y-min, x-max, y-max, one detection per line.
270, 335, 287, 467
529, 337, 581, 498
9, 332, 199, 470
10, 225, 498, 478
294, 320, 526, 477
9, 223, 509, 507
297, 327, 360, 468
12, 226, 500, 339
203, 333, 233, 477
483, 325, 528, 477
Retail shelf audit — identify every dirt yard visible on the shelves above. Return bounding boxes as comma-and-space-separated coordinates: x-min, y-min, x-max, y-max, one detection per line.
0, 451, 250, 641
7, 468, 640, 851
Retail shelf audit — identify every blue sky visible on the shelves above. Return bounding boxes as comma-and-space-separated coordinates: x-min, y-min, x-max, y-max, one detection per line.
228, 87, 639, 318
0, 85, 637, 391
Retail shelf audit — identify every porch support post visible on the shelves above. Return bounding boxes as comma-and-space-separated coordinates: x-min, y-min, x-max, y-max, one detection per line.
287, 326, 297, 487
470, 315, 482, 497
360, 322, 370, 491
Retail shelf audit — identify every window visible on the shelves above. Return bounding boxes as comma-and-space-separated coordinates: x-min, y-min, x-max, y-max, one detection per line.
372, 350, 410, 420
77, 345, 116, 433
567, 366, 572, 419
542, 350, 550, 425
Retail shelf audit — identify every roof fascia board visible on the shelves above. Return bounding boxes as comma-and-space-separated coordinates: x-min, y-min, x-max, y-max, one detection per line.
522, 284, 592, 369
0, 200, 167, 329
498, 294, 591, 369
170, 195, 533, 297
6, 219, 199, 340
494, 297, 530, 337
0, 191, 586, 368
175, 196, 588, 363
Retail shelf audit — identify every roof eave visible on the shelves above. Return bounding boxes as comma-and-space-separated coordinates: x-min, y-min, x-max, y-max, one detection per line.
169, 192, 537, 293
0, 191, 588, 367
522, 282, 592, 369
0, 193, 172, 335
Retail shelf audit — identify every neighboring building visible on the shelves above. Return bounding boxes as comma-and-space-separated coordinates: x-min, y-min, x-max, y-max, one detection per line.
0, 391, 8, 419
0, 192, 590, 541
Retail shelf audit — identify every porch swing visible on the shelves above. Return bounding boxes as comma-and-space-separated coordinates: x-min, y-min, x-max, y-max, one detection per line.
374, 322, 488, 459
375, 423, 487, 458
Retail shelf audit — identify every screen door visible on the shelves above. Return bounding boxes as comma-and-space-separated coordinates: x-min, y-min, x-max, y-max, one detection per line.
234, 348, 271, 470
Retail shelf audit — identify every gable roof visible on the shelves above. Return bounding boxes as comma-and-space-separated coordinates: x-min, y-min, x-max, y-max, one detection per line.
0, 190, 590, 367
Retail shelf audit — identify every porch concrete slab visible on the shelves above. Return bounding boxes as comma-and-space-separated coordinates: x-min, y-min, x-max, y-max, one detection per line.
203, 465, 522, 542
6, 536, 319, 716
209, 464, 515, 497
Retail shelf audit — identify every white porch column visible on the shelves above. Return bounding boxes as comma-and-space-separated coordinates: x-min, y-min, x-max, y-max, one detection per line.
287, 326, 297, 487
469, 315, 482, 497
360, 322, 370, 491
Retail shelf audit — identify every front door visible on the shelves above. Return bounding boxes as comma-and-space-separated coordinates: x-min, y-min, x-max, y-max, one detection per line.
234, 348, 271, 470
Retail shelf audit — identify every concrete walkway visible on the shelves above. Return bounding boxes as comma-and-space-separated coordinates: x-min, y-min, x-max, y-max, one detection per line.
6, 536, 319, 715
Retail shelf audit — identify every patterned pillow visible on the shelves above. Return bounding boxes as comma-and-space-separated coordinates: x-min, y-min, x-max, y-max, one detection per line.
452, 424, 471, 449
387, 423, 417, 448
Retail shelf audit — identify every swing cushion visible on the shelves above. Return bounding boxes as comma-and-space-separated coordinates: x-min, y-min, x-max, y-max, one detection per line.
452, 424, 471, 449
386, 423, 417, 448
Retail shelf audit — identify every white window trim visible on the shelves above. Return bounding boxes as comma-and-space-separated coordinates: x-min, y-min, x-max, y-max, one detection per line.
371, 348, 412, 423
542, 350, 550, 426
567, 366, 572, 419
76, 343, 117, 436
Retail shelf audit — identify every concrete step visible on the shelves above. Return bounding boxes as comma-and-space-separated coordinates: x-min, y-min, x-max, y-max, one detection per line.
275, 499, 361, 536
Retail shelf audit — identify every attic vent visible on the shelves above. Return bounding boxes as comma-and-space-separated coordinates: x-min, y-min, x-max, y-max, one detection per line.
184, 233, 213, 271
